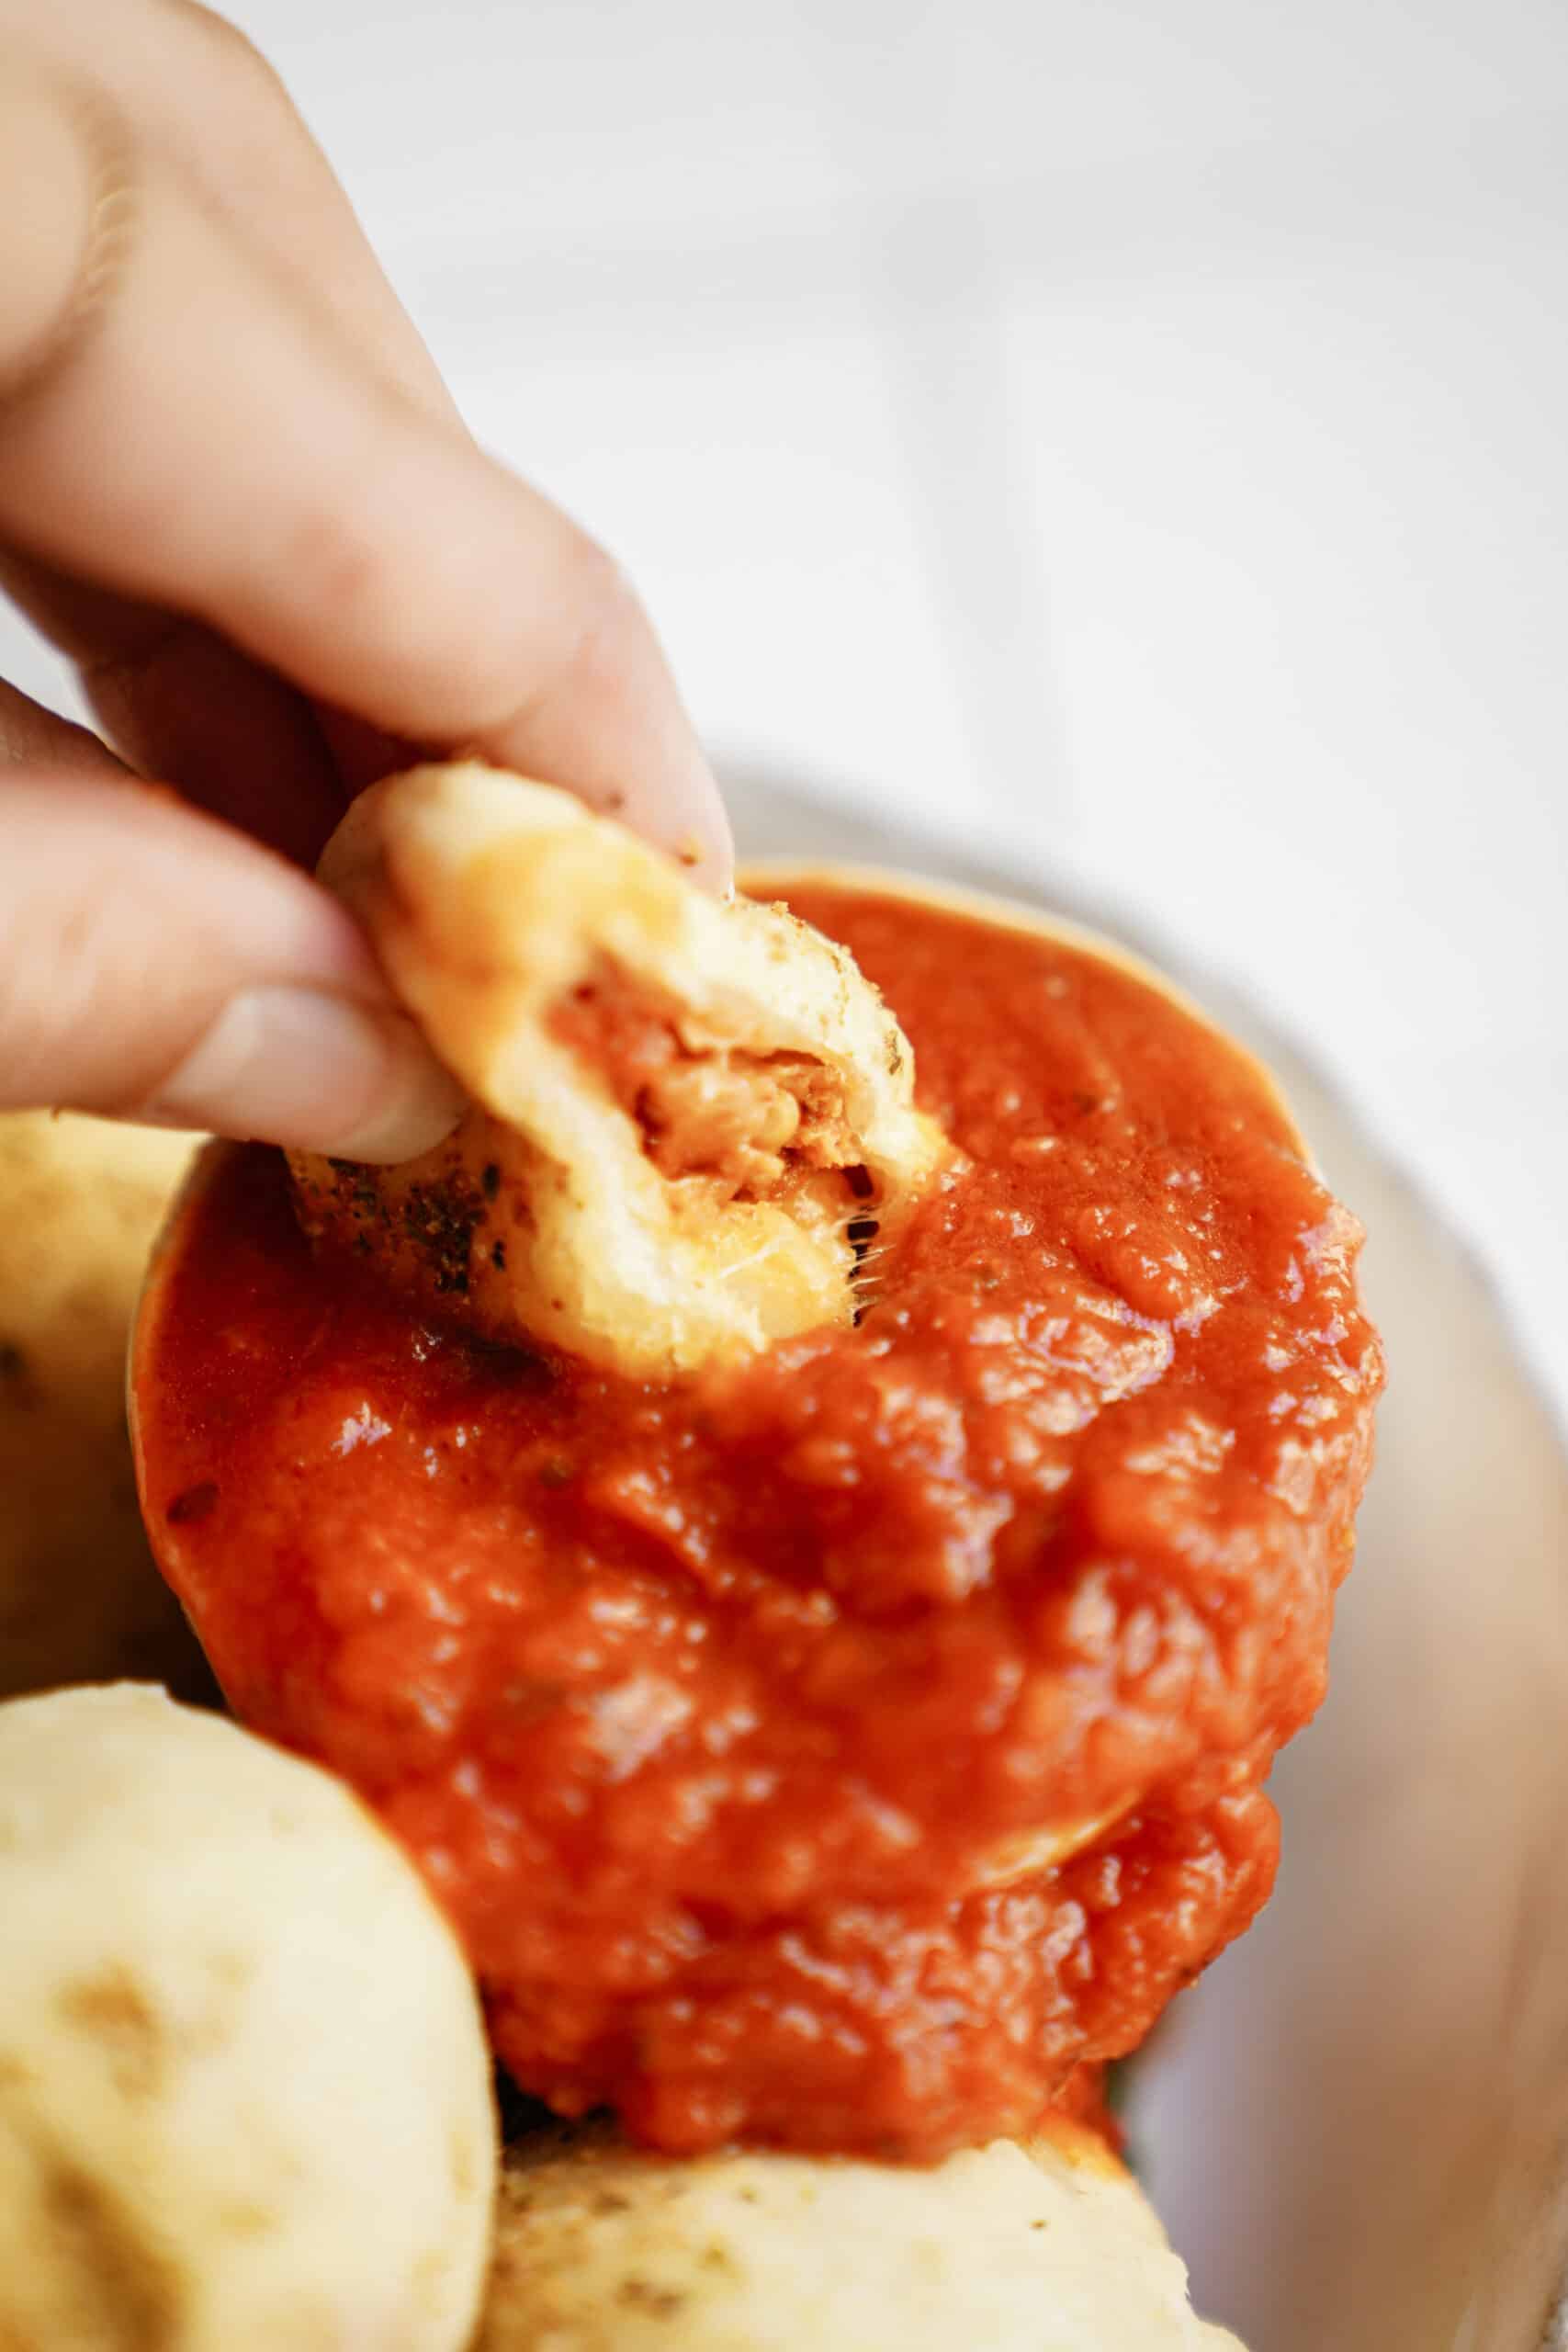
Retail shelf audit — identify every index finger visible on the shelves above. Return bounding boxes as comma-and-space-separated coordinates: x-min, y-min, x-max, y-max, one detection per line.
0, 57, 731, 887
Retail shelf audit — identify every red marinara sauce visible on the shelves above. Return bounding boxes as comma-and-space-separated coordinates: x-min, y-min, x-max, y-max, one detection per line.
135, 883, 1383, 2160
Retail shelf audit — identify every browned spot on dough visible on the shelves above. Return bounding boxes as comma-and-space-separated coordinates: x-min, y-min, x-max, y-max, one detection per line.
39, 2157, 185, 2348
451, 2123, 483, 2202
616, 2277, 688, 2319
58, 1968, 166, 2102
217, 2200, 277, 2239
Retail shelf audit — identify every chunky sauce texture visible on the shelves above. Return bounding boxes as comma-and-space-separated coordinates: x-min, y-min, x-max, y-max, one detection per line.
137, 887, 1382, 2159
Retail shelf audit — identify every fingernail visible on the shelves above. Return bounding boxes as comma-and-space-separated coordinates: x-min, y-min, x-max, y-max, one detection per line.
681, 766, 735, 897
142, 986, 467, 1163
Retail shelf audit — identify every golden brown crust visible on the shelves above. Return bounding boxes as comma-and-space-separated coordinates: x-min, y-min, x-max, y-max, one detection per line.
289, 765, 950, 1376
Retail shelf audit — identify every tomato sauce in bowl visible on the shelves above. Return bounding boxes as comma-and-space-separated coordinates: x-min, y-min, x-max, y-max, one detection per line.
133, 879, 1382, 2159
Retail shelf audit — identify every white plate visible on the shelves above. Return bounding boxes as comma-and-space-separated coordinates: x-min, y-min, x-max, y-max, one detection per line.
731, 770, 1568, 2352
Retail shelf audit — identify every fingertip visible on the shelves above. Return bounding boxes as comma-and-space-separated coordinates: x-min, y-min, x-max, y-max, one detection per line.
136, 987, 466, 1162
327, 1009, 470, 1163
657, 765, 735, 897
684, 765, 737, 897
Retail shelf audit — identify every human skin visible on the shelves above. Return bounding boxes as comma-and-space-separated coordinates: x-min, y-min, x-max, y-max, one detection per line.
0, 0, 731, 1160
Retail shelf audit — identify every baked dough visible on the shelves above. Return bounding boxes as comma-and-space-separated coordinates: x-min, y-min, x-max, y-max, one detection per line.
288, 764, 948, 1377
477, 2114, 1246, 2350
0, 1682, 495, 2351
0, 1110, 209, 1701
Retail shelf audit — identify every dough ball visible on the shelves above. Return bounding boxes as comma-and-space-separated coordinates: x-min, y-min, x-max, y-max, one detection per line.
0, 1112, 209, 1700
477, 2114, 1243, 2351
0, 1683, 496, 2349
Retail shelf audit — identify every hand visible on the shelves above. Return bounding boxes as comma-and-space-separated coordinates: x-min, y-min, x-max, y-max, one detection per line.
0, 1, 730, 1161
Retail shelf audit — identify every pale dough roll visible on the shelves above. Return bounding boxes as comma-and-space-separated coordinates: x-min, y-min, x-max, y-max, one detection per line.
478, 2116, 1245, 2351
0, 1111, 209, 1701
0, 1683, 496, 2351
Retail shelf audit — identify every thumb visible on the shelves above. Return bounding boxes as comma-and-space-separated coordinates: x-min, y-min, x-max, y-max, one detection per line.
0, 763, 465, 1161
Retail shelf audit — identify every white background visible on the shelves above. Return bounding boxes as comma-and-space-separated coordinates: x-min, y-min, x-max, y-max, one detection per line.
5, 0, 1566, 1419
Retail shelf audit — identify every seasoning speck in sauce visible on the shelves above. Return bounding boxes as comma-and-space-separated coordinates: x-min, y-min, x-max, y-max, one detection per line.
135, 886, 1382, 2159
